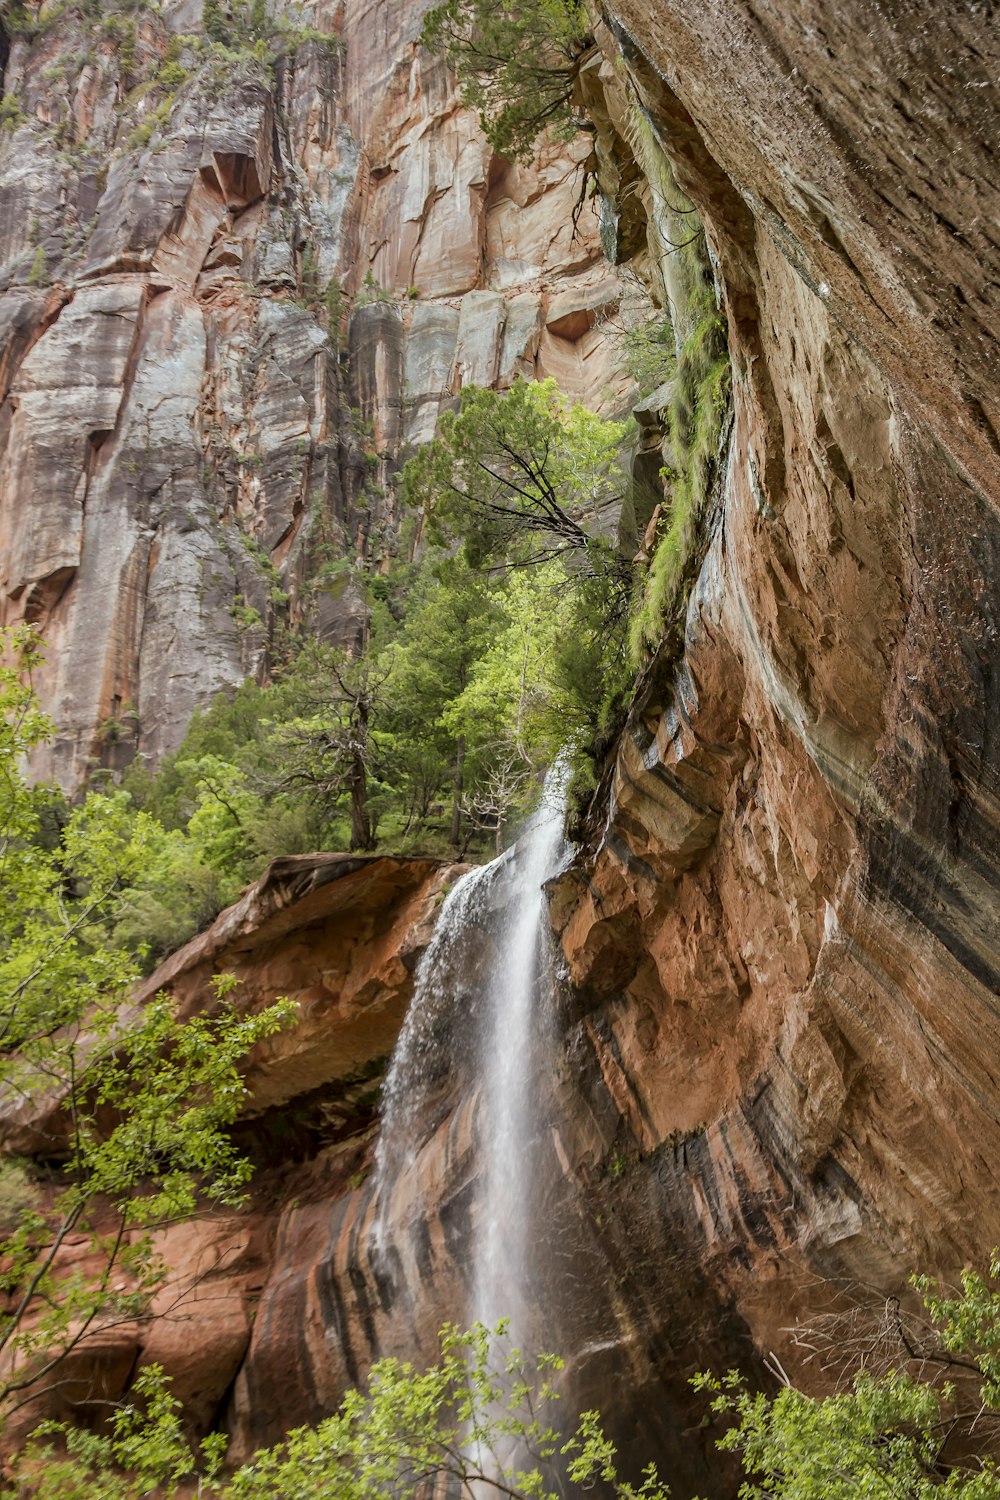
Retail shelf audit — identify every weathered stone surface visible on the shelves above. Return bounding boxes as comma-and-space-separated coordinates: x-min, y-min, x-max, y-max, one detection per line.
402, 301, 460, 445
453, 290, 506, 389
0, 0, 621, 786
2, 2, 999, 1496
129, 851, 460, 1112
0, 281, 143, 612
0, 851, 461, 1444
546, 0, 1000, 1426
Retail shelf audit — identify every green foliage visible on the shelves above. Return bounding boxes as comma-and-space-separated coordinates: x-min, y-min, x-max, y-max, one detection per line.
202, 0, 228, 45
26, 245, 46, 285
628, 243, 730, 666
400, 383, 631, 816
125, 94, 173, 150
0, 1, 37, 37
356, 266, 390, 304
696, 1256, 1000, 1498
420, 0, 592, 162
118, 378, 637, 874
0, 627, 296, 1410
695, 1369, 979, 1499
918, 1253, 1000, 1409
5, 1363, 225, 1497
621, 308, 676, 397
0, 93, 27, 131
5, 1324, 670, 1500
402, 378, 627, 587
299, 241, 320, 306
324, 274, 344, 343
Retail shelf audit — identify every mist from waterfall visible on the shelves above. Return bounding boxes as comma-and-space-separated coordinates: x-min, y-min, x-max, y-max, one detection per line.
371, 762, 571, 1338
371, 858, 493, 1245
470, 763, 570, 1336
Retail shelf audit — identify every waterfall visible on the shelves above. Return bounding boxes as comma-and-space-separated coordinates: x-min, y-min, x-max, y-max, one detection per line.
371, 762, 571, 1338
370, 858, 493, 1246
470, 762, 570, 1335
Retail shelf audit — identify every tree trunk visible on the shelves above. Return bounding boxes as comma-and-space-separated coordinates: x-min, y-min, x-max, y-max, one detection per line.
450, 735, 465, 847
350, 752, 371, 850
349, 699, 372, 851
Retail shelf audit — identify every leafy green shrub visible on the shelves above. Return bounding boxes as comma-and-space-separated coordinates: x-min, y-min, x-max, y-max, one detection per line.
420, 0, 593, 162
4, 1323, 670, 1499
0, 93, 27, 131
697, 1255, 1000, 1498
0, 627, 295, 1414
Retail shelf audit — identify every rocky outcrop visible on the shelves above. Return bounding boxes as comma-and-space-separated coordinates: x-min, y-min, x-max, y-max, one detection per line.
224, 3, 1000, 1489
2, 2, 999, 1497
0, 0, 630, 789
551, 0, 1000, 1409
0, 849, 459, 1450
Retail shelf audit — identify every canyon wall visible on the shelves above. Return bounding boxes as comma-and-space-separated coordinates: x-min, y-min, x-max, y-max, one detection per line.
220, 4, 1000, 1491
0, 1, 998, 1497
0, 0, 627, 788
554, 0, 1000, 1437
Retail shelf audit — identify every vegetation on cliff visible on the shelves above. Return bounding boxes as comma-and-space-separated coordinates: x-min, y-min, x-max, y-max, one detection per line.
2, 1323, 670, 1498
419, 0, 593, 162
0, 628, 293, 1412
105, 377, 636, 962
7, 1267, 1000, 1495
697, 1258, 1000, 1496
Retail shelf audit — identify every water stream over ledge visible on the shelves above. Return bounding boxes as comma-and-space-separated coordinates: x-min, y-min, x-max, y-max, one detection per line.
371, 762, 571, 1343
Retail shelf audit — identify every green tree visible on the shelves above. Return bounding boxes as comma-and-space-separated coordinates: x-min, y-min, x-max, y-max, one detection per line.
402, 380, 636, 816
696, 1256, 1000, 1498
420, 0, 593, 161
5, 1323, 671, 1500
263, 641, 393, 852
441, 564, 584, 848
202, 0, 229, 45
403, 379, 629, 589
0, 627, 294, 1414
381, 554, 500, 847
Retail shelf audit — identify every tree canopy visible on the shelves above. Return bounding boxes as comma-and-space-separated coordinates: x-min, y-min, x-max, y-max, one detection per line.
420, 0, 593, 162
0, 627, 293, 1416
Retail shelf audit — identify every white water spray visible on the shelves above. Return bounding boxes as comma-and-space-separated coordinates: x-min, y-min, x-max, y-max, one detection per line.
470, 763, 570, 1334
371, 859, 493, 1241
371, 761, 571, 1339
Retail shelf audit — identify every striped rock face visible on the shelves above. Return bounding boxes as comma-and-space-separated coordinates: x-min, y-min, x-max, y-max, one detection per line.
0, 0, 628, 790
1, 3, 998, 1496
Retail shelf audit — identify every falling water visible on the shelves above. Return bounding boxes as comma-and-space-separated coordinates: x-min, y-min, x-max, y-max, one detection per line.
371, 858, 494, 1241
470, 762, 570, 1335
371, 760, 571, 1340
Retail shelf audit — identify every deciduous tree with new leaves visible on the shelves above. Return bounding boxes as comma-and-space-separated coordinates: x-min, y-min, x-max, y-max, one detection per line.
420, 0, 594, 162
0, 626, 294, 1420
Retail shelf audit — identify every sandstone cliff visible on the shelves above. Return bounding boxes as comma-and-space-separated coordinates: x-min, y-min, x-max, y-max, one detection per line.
0, 2, 998, 1498
0, 0, 626, 787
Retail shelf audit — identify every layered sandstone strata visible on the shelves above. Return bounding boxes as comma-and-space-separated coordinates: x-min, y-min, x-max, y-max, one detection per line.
0, 0, 627, 788
0, 2, 998, 1497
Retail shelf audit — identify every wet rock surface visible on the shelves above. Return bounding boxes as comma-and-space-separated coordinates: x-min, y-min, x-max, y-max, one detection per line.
1, 1, 999, 1496
552, 0, 1000, 1431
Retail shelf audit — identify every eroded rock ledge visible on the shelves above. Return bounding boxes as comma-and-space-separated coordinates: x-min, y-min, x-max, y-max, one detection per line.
555, 0, 1000, 1417
1, 3, 998, 1497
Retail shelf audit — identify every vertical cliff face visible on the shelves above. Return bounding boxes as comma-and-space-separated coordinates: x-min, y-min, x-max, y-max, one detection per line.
553, 0, 1000, 1392
218, 5, 1000, 1489
1, 2, 999, 1497
0, 0, 626, 788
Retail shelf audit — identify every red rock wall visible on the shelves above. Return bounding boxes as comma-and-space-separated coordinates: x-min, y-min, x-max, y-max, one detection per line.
554, 0, 1000, 1410
0, 0, 627, 788
1, 3, 998, 1496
